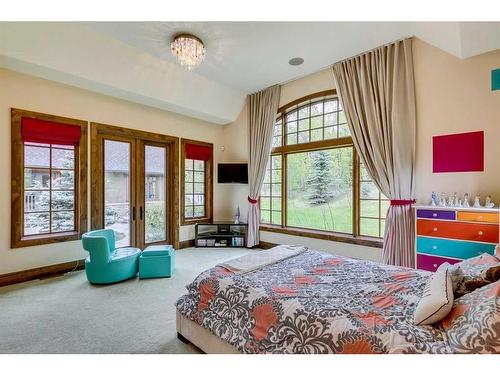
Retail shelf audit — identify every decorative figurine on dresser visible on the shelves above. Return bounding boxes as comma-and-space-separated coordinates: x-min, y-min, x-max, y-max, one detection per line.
473, 195, 481, 208
431, 191, 439, 206
463, 193, 470, 207
485, 195, 495, 209
415, 193, 499, 272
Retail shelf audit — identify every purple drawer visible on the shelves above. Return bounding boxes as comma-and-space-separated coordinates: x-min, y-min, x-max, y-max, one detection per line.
417, 253, 460, 272
416, 209, 455, 220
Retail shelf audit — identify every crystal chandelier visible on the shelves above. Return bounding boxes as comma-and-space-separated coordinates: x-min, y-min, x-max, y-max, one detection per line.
170, 34, 206, 70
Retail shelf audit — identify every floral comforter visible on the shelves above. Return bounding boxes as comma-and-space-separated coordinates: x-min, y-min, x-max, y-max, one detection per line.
175, 248, 450, 353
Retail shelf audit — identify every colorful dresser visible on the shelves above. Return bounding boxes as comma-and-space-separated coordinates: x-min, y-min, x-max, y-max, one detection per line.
414, 205, 499, 272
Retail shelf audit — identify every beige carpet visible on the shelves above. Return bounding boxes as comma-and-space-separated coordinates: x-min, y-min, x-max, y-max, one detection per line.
0, 247, 256, 354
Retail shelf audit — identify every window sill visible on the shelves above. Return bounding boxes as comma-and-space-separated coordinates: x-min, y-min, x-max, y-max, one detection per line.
181, 217, 212, 226
259, 225, 383, 249
13, 231, 80, 249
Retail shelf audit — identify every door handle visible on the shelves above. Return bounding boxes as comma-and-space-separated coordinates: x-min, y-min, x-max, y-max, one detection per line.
140, 206, 143, 220
132, 207, 136, 221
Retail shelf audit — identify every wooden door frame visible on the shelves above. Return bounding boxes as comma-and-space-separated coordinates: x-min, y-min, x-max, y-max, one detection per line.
90, 122, 179, 250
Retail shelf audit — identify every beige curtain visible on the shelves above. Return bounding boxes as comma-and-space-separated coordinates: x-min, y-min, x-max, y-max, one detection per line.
247, 85, 281, 247
332, 38, 416, 267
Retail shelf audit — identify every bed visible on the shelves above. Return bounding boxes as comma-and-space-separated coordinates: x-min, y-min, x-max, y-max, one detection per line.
175, 245, 499, 354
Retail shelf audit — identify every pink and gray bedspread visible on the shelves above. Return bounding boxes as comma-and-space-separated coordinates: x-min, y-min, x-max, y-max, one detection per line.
175, 248, 449, 353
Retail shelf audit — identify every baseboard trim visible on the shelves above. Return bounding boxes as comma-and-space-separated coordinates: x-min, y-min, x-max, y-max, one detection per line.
178, 239, 195, 249
0, 259, 85, 288
258, 241, 279, 249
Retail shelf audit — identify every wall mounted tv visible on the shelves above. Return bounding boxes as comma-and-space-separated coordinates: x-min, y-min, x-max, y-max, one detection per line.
217, 163, 248, 184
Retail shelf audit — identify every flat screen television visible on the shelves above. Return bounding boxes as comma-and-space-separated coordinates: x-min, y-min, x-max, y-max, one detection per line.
217, 163, 248, 184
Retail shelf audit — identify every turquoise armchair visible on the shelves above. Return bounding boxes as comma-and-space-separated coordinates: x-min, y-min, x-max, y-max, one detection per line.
82, 229, 141, 284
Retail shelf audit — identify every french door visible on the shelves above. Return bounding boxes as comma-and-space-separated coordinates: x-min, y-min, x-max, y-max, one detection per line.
91, 123, 179, 249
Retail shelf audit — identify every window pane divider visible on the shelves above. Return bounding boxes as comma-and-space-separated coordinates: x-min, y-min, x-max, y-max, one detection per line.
352, 148, 360, 237
271, 137, 353, 154
281, 153, 286, 227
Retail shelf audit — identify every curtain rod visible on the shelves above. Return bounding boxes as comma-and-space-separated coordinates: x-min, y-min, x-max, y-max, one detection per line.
278, 36, 415, 87
333, 36, 414, 65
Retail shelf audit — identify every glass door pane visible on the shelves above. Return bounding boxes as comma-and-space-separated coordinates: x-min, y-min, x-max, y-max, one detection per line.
104, 140, 132, 248
144, 145, 167, 243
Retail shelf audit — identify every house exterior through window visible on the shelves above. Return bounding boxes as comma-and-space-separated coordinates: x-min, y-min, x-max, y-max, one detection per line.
23, 142, 77, 235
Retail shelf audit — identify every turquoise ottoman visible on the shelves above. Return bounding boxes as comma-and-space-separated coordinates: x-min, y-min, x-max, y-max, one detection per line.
139, 245, 174, 279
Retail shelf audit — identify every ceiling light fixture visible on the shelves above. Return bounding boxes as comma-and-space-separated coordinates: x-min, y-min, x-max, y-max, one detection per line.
170, 33, 206, 70
288, 57, 304, 66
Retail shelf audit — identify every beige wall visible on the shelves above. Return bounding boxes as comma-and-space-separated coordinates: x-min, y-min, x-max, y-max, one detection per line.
0, 68, 231, 275
219, 97, 250, 221
222, 39, 500, 262
413, 39, 500, 203
279, 68, 334, 107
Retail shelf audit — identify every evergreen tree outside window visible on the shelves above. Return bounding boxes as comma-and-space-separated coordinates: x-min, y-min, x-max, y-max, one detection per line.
307, 151, 336, 205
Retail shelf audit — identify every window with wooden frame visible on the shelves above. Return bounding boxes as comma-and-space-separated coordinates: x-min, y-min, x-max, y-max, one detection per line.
359, 162, 389, 238
259, 91, 385, 247
11, 109, 88, 248
180, 139, 213, 225
260, 155, 282, 225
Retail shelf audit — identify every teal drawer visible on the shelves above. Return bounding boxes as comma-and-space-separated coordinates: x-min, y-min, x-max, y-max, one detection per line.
416, 236, 496, 259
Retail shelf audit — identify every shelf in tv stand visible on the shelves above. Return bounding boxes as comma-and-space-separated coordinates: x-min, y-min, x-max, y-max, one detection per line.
195, 222, 248, 248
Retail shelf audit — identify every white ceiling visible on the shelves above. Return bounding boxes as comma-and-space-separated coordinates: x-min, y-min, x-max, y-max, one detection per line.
88, 22, 415, 92
1, 22, 499, 124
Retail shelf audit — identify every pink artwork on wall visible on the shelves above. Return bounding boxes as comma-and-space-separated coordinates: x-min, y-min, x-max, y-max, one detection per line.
433, 131, 484, 173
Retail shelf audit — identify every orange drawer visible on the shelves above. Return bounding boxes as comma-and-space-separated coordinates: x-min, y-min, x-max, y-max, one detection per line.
457, 211, 499, 223
417, 219, 499, 243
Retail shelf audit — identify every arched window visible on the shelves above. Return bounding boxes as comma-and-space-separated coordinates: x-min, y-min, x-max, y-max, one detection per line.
260, 90, 387, 241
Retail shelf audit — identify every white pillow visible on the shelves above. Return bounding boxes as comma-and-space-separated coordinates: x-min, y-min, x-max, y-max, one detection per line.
414, 263, 454, 325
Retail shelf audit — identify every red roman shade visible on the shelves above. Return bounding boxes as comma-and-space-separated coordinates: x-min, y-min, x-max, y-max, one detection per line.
21, 117, 82, 146
185, 143, 212, 161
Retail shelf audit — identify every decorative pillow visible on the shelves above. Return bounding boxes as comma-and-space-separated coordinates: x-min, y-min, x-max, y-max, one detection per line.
440, 280, 500, 353
414, 263, 454, 325
455, 253, 500, 297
